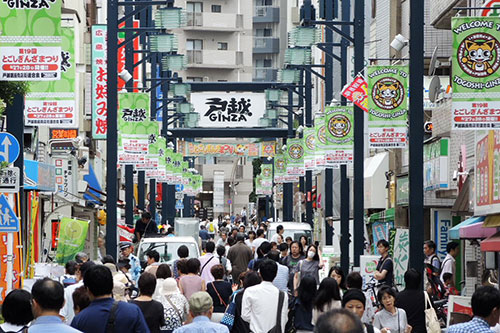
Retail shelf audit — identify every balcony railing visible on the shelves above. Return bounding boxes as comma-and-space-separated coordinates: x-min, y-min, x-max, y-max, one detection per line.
186, 12, 243, 31
253, 37, 280, 54
253, 67, 278, 81
253, 6, 280, 23
186, 50, 244, 68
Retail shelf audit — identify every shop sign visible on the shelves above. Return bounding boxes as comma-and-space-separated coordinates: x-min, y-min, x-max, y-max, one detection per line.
367, 65, 408, 148
191, 92, 266, 128
324, 106, 354, 165
24, 159, 55, 192
25, 27, 76, 127
54, 156, 78, 202
91, 25, 107, 139
49, 128, 78, 140
475, 130, 500, 215
432, 209, 453, 261
451, 17, 500, 129
424, 138, 450, 191
359, 255, 379, 289
0, 0, 62, 81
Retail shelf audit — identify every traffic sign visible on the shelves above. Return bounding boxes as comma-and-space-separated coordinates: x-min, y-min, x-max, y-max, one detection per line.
175, 184, 184, 192
175, 200, 184, 210
0, 167, 20, 193
0, 133, 20, 164
175, 192, 185, 200
227, 199, 232, 205
0, 195, 19, 232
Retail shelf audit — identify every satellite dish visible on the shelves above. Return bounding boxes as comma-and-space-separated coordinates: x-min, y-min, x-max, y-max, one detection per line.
428, 46, 439, 76
428, 76, 441, 103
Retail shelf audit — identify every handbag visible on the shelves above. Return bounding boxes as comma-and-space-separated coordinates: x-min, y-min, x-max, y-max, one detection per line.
268, 291, 285, 333
424, 291, 441, 333
220, 290, 240, 330
165, 295, 184, 323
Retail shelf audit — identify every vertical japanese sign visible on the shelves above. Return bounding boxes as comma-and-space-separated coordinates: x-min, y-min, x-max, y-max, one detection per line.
213, 171, 225, 214
314, 114, 327, 169
0, 233, 21, 300
0, 0, 61, 80
91, 25, 107, 139
452, 17, 500, 129
324, 106, 354, 166
475, 130, 500, 215
55, 217, 89, 264
393, 228, 409, 288
367, 65, 408, 148
304, 127, 316, 170
25, 27, 76, 127
54, 156, 78, 203
286, 138, 305, 176
342, 75, 369, 112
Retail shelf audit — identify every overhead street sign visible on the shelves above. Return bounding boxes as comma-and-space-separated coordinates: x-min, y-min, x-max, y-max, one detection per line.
0, 167, 20, 193
0, 133, 20, 164
0, 195, 19, 232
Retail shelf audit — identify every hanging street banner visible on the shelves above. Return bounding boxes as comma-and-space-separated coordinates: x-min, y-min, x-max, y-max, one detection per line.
314, 114, 327, 169
25, 27, 77, 127
342, 75, 369, 113
191, 92, 266, 128
286, 138, 305, 176
324, 106, 354, 165
304, 127, 316, 170
274, 154, 286, 183
91, 25, 107, 139
367, 65, 408, 148
452, 17, 500, 129
55, 217, 89, 264
475, 130, 500, 215
0, 0, 62, 80
260, 164, 273, 187
178, 141, 276, 157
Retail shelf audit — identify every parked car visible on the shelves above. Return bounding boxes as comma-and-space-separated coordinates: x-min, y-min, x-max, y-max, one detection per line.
266, 222, 313, 244
137, 236, 200, 267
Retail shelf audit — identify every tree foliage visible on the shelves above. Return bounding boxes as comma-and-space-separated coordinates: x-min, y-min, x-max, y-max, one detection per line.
0, 81, 30, 114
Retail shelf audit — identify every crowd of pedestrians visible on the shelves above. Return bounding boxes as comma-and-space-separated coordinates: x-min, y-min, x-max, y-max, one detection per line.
5, 217, 500, 333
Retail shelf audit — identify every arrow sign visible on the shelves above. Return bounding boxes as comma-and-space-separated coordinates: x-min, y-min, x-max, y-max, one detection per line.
0, 133, 20, 164
175, 184, 184, 192
0, 195, 19, 232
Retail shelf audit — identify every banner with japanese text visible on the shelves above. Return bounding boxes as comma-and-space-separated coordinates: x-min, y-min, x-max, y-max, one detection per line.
324, 106, 354, 165
56, 217, 89, 264
91, 25, 107, 139
314, 114, 327, 169
304, 127, 316, 170
452, 17, 500, 129
178, 141, 275, 157
475, 130, 500, 215
274, 154, 286, 183
342, 75, 369, 112
260, 164, 273, 187
286, 138, 305, 176
25, 27, 76, 127
367, 65, 408, 148
0, 0, 62, 80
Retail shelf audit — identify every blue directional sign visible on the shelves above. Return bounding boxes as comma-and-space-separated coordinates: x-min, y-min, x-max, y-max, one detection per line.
0, 133, 20, 164
0, 194, 19, 232
175, 184, 184, 192
175, 200, 184, 210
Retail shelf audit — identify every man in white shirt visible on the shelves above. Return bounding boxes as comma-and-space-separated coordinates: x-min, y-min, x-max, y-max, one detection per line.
440, 241, 459, 286
242, 259, 288, 333
60, 261, 95, 323
270, 225, 284, 244
199, 241, 218, 283
251, 229, 268, 259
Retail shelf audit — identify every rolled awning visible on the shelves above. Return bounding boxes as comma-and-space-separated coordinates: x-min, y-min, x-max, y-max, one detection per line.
481, 231, 500, 252
449, 216, 485, 240
459, 221, 496, 239
483, 215, 500, 228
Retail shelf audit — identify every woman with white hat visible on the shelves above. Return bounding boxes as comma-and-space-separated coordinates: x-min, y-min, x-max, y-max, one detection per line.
160, 278, 189, 333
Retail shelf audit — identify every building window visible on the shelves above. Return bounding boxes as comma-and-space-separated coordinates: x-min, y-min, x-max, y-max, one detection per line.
186, 2, 202, 12
256, 0, 273, 6
255, 28, 272, 37
217, 42, 228, 50
186, 77, 203, 82
256, 58, 273, 68
211, 4, 222, 13
186, 39, 203, 50
218, 80, 227, 82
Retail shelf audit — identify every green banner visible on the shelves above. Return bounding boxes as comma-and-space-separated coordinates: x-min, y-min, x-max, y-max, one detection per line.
56, 217, 89, 264
304, 127, 316, 170
367, 65, 408, 148
452, 17, 500, 129
314, 114, 327, 169
0, 0, 62, 80
25, 26, 76, 127
324, 106, 354, 165
261, 164, 273, 180
274, 154, 286, 183
286, 138, 305, 176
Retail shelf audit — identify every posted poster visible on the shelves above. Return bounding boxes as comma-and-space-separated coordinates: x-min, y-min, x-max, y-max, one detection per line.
342, 75, 369, 113
452, 17, 500, 129
25, 27, 77, 127
274, 154, 286, 183
0, 0, 62, 80
56, 217, 89, 264
286, 138, 305, 176
324, 106, 354, 165
304, 127, 316, 170
393, 228, 410, 288
367, 65, 408, 148
91, 25, 108, 139
475, 130, 500, 215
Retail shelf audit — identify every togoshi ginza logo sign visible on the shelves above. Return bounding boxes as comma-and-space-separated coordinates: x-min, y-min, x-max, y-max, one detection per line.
191, 92, 266, 128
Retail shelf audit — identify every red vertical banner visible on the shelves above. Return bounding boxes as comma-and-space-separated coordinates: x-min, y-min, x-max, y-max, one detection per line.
118, 20, 140, 91
0, 232, 22, 301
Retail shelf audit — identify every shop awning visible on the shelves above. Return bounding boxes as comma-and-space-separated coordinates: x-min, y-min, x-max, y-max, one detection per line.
369, 207, 395, 223
483, 215, 500, 228
83, 165, 102, 205
459, 221, 496, 239
449, 216, 485, 240
481, 231, 500, 252
451, 177, 470, 215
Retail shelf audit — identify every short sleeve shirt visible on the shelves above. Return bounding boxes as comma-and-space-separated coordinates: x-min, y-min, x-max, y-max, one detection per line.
376, 256, 394, 287
296, 259, 320, 285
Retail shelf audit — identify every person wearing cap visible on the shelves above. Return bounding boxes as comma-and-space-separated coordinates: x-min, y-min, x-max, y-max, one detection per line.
159, 278, 189, 333
342, 288, 381, 333
172, 291, 229, 333
119, 241, 141, 284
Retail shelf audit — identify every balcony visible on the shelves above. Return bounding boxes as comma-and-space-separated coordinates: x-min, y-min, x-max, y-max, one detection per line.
253, 6, 280, 23
253, 37, 280, 54
430, 0, 466, 29
186, 12, 243, 31
253, 67, 278, 81
186, 50, 244, 69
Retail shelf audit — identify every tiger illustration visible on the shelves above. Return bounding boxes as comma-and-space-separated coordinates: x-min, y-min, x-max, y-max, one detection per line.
461, 40, 495, 74
329, 115, 350, 137
375, 82, 400, 108
289, 144, 303, 159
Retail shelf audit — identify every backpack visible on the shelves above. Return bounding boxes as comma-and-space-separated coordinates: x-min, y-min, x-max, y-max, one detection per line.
208, 222, 215, 233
